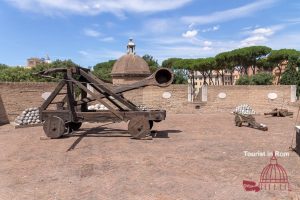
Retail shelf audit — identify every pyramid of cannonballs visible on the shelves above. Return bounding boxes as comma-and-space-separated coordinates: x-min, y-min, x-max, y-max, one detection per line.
87, 104, 149, 111
88, 104, 109, 111
15, 107, 41, 125
234, 104, 255, 115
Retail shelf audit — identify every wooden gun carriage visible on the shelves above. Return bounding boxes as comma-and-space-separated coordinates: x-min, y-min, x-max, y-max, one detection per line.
234, 112, 268, 131
38, 67, 173, 139
264, 108, 293, 117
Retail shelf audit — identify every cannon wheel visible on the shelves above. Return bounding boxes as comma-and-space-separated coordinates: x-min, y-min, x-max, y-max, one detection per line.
235, 115, 242, 127
128, 116, 150, 139
43, 116, 66, 139
68, 122, 82, 132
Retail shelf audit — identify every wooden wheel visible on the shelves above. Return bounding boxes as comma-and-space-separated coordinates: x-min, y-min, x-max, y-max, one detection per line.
128, 116, 150, 139
43, 116, 66, 139
235, 115, 242, 127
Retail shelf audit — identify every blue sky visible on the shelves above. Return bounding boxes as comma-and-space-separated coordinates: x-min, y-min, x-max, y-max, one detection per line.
0, 0, 299, 67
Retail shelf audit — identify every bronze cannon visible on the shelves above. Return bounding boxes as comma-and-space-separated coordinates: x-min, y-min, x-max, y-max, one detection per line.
37, 67, 173, 139
234, 113, 268, 131
264, 108, 293, 117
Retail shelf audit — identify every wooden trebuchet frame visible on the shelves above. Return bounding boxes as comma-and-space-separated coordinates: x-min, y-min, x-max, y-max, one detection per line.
39, 67, 174, 139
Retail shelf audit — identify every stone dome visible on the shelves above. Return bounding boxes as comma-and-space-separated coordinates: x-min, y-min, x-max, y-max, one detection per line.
111, 39, 151, 85
111, 54, 151, 77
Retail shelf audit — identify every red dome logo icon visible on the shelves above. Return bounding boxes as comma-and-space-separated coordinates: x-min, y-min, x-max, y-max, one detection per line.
259, 151, 289, 191
243, 151, 290, 192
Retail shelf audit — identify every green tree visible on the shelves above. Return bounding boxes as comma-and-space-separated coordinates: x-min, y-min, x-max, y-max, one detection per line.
236, 73, 273, 85
92, 60, 116, 82
216, 51, 237, 85
0, 64, 8, 70
173, 70, 188, 84
251, 73, 273, 85
142, 54, 159, 73
230, 46, 271, 75
31, 59, 80, 82
161, 57, 188, 84
161, 58, 182, 68
0, 67, 33, 82
173, 58, 196, 91
268, 49, 300, 84
280, 56, 300, 96
235, 75, 251, 85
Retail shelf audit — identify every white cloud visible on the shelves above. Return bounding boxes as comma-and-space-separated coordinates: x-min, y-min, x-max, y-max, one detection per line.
144, 19, 174, 34
182, 30, 198, 38
83, 28, 101, 37
100, 37, 115, 42
202, 46, 212, 51
188, 23, 195, 29
203, 40, 212, 46
240, 35, 268, 46
252, 28, 274, 36
77, 49, 124, 66
181, 0, 277, 25
240, 25, 284, 47
78, 50, 88, 56
6, 0, 192, 16
202, 25, 219, 32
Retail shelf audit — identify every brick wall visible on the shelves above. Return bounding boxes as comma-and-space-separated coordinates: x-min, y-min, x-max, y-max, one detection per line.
123, 85, 192, 113
0, 95, 9, 125
0, 82, 190, 121
0, 82, 57, 121
202, 85, 297, 113
0, 82, 297, 121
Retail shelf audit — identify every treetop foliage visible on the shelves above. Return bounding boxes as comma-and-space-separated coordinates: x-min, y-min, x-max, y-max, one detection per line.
1, 47, 300, 85
236, 73, 273, 85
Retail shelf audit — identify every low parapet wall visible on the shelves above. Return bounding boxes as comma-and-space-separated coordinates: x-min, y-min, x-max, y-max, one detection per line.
200, 85, 297, 113
0, 95, 9, 125
0, 82, 58, 121
0, 82, 298, 121
0, 82, 190, 121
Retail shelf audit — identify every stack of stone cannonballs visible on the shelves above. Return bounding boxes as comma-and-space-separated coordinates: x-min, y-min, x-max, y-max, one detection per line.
234, 104, 256, 115
87, 104, 150, 111
88, 104, 109, 111
15, 107, 41, 125
137, 105, 148, 111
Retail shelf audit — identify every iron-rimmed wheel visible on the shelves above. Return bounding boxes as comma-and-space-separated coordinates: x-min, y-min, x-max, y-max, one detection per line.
43, 116, 66, 139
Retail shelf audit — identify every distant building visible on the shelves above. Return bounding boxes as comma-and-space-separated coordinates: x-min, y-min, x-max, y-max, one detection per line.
192, 70, 240, 94
26, 55, 52, 68
111, 39, 151, 85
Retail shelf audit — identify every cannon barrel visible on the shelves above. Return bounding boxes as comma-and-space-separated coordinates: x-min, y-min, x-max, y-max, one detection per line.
264, 112, 277, 116
113, 68, 174, 93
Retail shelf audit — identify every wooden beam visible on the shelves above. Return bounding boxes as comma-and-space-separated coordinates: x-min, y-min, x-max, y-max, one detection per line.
66, 70, 78, 122
80, 69, 138, 111
68, 76, 124, 120
40, 80, 66, 110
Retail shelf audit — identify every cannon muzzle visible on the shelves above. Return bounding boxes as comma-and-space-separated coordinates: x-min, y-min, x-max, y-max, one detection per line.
146, 68, 174, 87
114, 68, 174, 93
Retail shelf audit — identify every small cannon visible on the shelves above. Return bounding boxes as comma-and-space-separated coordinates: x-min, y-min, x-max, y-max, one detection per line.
264, 108, 293, 117
234, 113, 268, 131
37, 66, 173, 139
